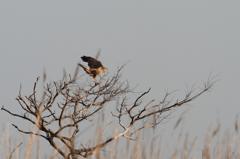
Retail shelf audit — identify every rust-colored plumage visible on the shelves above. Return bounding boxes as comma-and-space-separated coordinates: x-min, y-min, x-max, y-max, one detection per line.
78, 56, 108, 84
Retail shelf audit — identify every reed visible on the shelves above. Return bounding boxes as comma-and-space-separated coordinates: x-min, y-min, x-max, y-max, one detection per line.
2, 114, 239, 159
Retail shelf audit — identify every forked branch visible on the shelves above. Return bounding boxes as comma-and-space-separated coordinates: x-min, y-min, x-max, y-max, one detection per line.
1, 63, 217, 158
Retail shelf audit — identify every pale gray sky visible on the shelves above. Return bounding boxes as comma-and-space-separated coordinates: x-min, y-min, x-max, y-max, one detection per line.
1, 1, 240, 158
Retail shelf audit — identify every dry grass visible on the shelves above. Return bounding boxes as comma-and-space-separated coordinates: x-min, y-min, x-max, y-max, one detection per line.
1, 114, 240, 159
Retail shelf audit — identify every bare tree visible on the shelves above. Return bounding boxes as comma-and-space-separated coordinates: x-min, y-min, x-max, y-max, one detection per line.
1, 63, 217, 159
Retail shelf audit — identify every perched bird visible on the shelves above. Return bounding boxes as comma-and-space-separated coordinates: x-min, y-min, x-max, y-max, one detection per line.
78, 56, 108, 84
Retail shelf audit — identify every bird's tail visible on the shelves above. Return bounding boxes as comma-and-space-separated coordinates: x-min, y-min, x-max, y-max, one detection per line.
78, 63, 86, 69
78, 63, 90, 73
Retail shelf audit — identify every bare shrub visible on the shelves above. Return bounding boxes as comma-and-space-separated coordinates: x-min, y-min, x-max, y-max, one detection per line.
1, 62, 217, 159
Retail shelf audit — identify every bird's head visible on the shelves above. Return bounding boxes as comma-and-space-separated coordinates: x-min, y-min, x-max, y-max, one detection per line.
102, 67, 108, 73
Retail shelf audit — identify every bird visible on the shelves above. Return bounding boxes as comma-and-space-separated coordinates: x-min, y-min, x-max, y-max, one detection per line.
78, 56, 108, 84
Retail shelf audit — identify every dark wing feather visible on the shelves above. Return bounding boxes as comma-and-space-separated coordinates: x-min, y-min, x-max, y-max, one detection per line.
81, 56, 103, 69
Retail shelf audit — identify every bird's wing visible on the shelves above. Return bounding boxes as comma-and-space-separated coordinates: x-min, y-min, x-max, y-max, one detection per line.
81, 56, 103, 69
